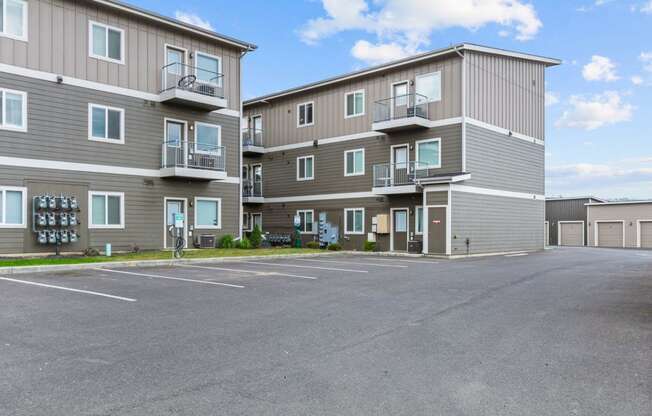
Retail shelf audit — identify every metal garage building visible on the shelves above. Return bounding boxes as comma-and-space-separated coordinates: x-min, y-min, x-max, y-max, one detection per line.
586, 201, 652, 248
545, 197, 605, 246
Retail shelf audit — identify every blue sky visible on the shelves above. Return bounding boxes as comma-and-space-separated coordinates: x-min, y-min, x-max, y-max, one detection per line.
134, 0, 652, 200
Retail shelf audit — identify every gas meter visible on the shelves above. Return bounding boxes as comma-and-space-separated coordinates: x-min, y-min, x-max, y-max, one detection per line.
59, 213, 69, 227
69, 212, 78, 225
35, 213, 47, 227
59, 194, 70, 210
47, 231, 57, 244
36, 195, 48, 209
47, 195, 57, 210
46, 212, 56, 226
37, 230, 47, 245
69, 197, 79, 210
69, 230, 79, 243
59, 230, 70, 244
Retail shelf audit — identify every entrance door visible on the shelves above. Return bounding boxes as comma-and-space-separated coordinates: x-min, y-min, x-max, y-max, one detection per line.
392, 209, 408, 252
392, 145, 409, 186
253, 165, 263, 197
392, 81, 409, 119
427, 207, 446, 254
165, 120, 185, 167
251, 115, 263, 146
165, 199, 186, 249
251, 213, 262, 231
165, 46, 186, 89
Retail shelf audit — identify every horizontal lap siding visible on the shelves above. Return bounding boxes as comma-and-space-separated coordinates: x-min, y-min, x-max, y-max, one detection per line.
587, 204, 652, 247
426, 191, 448, 206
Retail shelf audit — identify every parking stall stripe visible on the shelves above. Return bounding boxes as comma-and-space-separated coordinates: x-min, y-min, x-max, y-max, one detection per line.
268, 272, 318, 280
294, 258, 408, 268
366, 258, 439, 264
98, 268, 245, 288
178, 264, 267, 274
235, 261, 368, 273
0, 277, 137, 302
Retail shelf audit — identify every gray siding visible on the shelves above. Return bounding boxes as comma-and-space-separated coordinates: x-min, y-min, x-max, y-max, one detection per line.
0, 0, 242, 110
0, 72, 240, 177
466, 51, 546, 140
465, 124, 544, 194
451, 191, 544, 255
545, 199, 594, 245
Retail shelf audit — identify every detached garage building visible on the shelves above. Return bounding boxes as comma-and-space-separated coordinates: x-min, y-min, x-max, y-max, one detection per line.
587, 201, 652, 248
546, 197, 605, 246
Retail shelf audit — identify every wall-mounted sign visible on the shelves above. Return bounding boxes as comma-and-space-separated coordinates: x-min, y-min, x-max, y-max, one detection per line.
432, 220, 441, 224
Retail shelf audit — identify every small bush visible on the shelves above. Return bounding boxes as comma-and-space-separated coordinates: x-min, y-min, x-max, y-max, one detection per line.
237, 237, 252, 249
327, 243, 342, 251
83, 247, 100, 257
218, 234, 234, 249
132, 245, 141, 253
363, 241, 376, 252
250, 225, 263, 249
306, 241, 321, 249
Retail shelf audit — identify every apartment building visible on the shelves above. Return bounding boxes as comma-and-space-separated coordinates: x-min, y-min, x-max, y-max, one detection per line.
242, 44, 560, 256
0, 0, 255, 254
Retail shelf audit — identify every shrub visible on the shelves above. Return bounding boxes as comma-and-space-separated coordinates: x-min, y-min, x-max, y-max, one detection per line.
218, 234, 234, 249
83, 247, 100, 257
306, 241, 321, 249
363, 241, 376, 252
250, 225, 263, 249
132, 245, 141, 253
237, 237, 252, 249
327, 243, 342, 251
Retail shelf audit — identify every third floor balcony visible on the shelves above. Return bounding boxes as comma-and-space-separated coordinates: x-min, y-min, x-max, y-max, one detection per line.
372, 93, 432, 133
159, 62, 227, 111
242, 179, 264, 203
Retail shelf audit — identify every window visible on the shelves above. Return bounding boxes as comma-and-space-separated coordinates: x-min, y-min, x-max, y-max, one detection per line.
89, 191, 124, 229
416, 138, 441, 168
89, 21, 124, 64
297, 101, 314, 127
344, 208, 364, 235
415, 71, 441, 102
242, 213, 250, 231
89, 104, 124, 143
0, 88, 26, 131
0, 186, 26, 228
0, 0, 27, 41
415, 206, 423, 234
297, 210, 315, 234
195, 197, 221, 229
251, 213, 262, 231
345, 90, 364, 118
195, 122, 221, 154
297, 155, 314, 181
195, 52, 221, 86
344, 148, 365, 176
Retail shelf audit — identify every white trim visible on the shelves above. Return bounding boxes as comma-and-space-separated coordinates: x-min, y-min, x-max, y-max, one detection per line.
163, 117, 188, 148
296, 209, 316, 234
0, 0, 28, 42
636, 220, 652, 248
88, 103, 125, 144
415, 205, 423, 235
415, 138, 441, 169
297, 101, 314, 127
466, 118, 544, 146
557, 220, 585, 246
460, 47, 467, 173
451, 185, 545, 201
163, 197, 188, 249
264, 192, 376, 204
415, 71, 442, 102
194, 50, 223, 87
242, 212, 251, 231
88, 20, 125, 65
390, 80, 409, 119
266, 130, 384, 153
194, 197, 222, 230
0, 186, 27, 228
344, 208, 365, 235
0, 88, 27, 132
344, 89, 365, 119
88, 191, 125, 229
296, 155, 315, 181
389, 207, 409, 251
586, 200, 652, 206
344, 148, 365, 177
544, 220, 549, 246
194, 121, 221, 155
594, 220, 626, 248
390, 143, 409, 185
163, 44, 189, 87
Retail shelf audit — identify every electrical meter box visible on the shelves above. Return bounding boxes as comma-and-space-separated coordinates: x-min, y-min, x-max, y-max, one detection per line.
376, 214, 389, 234
318, 212, 339, 247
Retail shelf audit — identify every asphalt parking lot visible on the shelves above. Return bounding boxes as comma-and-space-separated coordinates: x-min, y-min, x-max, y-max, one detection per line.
1, 248, 650, 416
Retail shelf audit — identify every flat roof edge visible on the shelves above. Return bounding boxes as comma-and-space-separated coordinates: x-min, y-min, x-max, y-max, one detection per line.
585, 200, 652, 206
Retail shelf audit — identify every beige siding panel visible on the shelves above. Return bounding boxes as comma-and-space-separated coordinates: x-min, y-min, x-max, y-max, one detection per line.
587, 203, 652, 247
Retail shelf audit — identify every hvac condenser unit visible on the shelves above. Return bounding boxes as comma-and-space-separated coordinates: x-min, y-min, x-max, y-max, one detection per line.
198, 234, 216, 249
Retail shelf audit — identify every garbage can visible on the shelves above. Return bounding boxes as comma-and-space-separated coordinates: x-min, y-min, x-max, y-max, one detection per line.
407, 240, 423, 254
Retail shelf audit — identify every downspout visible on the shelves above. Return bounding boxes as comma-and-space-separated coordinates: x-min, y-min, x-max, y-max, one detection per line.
453, 45, 466, 173
238, 47, 254, 240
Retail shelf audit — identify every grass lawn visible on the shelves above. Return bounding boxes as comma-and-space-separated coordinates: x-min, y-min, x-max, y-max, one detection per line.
0, 248, 323, 268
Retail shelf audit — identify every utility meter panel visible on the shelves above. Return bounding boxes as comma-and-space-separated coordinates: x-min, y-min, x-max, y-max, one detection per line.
318, 212, 339, 247
32, 193, 81, 252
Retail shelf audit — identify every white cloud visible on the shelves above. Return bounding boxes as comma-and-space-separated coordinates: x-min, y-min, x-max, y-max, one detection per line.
545, 91, 560, 106
640, 1, 652, 13
299, 0, 542, 64
639, 52, 652, 72
498, 30, 510, 37
631, 75, 644, 85
555, 91, 634, 130
582, 55, 619, 81
174, 11, 214, 31
351, 40, 415, 65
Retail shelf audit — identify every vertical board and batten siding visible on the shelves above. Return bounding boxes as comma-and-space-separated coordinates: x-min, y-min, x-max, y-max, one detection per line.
545, 198, 594, 246
451, 191, 544, 255
0, 0, 242, 111
466, 51, 546, 140
464, 124, 544, 194
587, 203, 652, 248
244, 56, 462, 147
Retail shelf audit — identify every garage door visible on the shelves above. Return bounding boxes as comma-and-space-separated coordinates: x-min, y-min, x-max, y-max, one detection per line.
640, 221, 652, 248
559, 222, 583, 246
597, 222, 624, 248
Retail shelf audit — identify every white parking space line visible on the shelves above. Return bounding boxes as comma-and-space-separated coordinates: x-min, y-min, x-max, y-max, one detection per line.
235, 261, 368, 273
178, 264, 266, 275
505, 253, 529, 257
295, 258, 408, 268
0, 276, 137, 302
98, 268, 245, 289
366, 258, 439, 264
268, 272, 318, 280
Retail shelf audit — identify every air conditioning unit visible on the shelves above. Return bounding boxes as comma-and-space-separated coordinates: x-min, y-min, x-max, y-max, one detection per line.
196, 83, 216, 97
197, 234, 215, 249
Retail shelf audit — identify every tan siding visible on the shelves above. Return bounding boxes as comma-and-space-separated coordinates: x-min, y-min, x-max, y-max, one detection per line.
587, 203, 652, 248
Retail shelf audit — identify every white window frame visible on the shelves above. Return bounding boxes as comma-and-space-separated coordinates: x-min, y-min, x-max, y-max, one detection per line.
164, 117, 187, 149
242, 212, 251, 231
344, 208, 365, 235
297, 101, 314, 127
415, 206, 423, 235
88, 103, 125, 144
636, 220, 652, 248
194, 197, 222, 230
297, 209, 316, 234
0, 88, 27, 132
251, 212, 263, 231
194, 121, 222, 155
88, 191, 125, 229
415, 138, 441, 169
344, 148, 365, 177
344, 89, 365, 118
0, 186, 27, 228
415, 71, 441, 103
297, 155, 315, 181
88, 20, 125, 65
0, 0, 28, 42
194, 51, 223, 87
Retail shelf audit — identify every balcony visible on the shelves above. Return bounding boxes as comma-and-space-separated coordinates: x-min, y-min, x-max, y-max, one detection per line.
372, 161, 470, 194
242, 179, 264, 203
372, 93, 431, 133
159, 63, 227, 111
241, 128, 264, 155
160, 140, 227, 180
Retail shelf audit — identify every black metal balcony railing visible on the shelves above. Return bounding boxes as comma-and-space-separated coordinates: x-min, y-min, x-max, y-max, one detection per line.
242, 179, 263, 198
161, 140, 225, 171
373, 93, 430, 123
161, 62, 225, 99
242, 128, 263, 147
373, 161, 441, 187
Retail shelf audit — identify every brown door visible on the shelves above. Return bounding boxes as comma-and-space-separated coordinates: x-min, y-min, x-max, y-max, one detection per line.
392, 209, 408, 252
641, 221, 652, 248
428, 207, 446, 254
